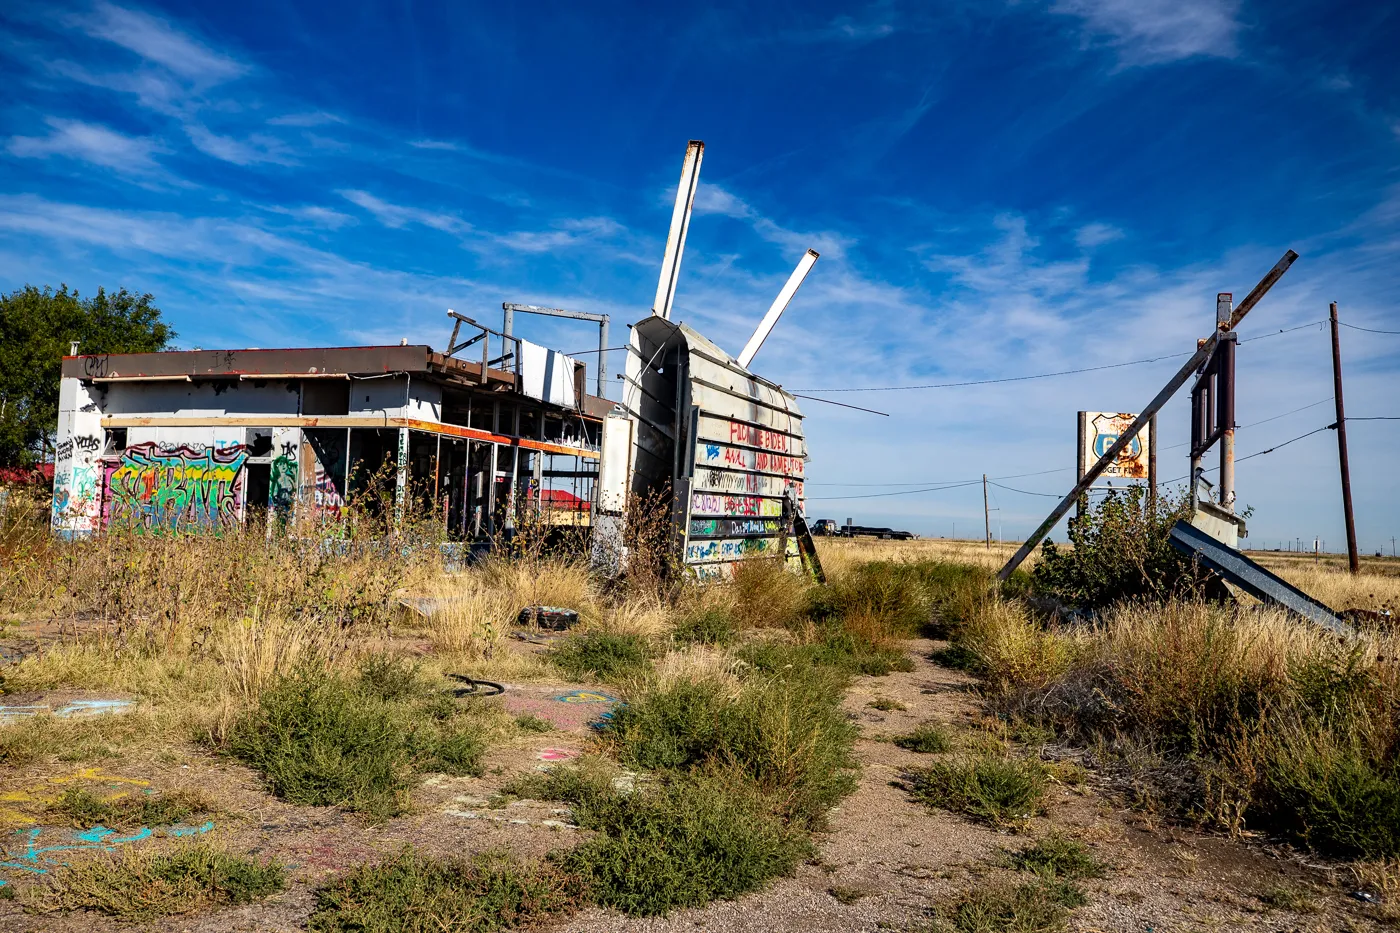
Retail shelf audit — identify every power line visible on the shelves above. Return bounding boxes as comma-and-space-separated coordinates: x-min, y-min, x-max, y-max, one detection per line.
1159, 423, 1336, 485
1348, 416, 1400, 421
790, 320, 1324, 393
1338, 321, 1400, 335
805, 480, 982, 502
1158, 397, 1334, 452
806, 466, 1070, 488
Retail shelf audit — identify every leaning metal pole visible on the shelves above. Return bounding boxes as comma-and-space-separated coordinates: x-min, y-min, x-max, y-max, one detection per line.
996, 249, 1299, 582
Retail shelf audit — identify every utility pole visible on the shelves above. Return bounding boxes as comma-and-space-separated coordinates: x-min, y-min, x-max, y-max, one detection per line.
983, 474, 991, 550
1329, 302, 1360, 574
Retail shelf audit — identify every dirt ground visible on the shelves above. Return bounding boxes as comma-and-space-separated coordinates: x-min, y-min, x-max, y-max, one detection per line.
0, 635, 1391, 932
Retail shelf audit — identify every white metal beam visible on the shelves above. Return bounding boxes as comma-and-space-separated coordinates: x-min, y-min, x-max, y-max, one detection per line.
737, 249, 820, 369
651, 140, 704, 320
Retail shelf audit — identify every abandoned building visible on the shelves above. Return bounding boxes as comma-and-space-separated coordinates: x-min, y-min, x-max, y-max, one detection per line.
48, 140, 823, 581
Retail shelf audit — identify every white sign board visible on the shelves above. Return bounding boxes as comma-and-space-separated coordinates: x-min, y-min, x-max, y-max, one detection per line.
1079, 411, 1150, 480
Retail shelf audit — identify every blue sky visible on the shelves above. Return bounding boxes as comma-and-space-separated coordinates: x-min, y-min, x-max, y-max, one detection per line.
2, 0, 1398, 551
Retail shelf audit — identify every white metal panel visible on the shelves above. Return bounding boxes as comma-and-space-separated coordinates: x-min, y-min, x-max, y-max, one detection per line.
692, 467, 802, 498
694, 413, 805, 456
689, 491, 784, 518
737, 249, 819, 368
597, 412, 634, 514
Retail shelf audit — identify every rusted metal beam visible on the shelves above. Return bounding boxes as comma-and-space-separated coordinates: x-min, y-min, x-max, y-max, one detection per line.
996, 250, 1298, 583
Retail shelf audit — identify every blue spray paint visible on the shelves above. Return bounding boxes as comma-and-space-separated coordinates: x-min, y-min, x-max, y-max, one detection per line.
0, 820, 214, 886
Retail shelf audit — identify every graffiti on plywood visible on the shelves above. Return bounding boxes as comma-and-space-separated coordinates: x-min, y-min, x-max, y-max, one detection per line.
105, 442, 248, 530
269, 452, 297, 517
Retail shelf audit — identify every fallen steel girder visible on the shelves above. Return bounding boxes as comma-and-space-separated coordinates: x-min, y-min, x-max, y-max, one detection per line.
1167, 520, 1350, 636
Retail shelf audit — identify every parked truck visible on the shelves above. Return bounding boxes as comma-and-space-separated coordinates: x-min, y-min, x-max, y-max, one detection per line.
811, 519, 916, 540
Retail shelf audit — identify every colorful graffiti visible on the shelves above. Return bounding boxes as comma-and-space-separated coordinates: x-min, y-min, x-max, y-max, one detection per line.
695, 442, 804, 477
690, 493, 783, 518
269, 451, 297, 517
685, 536, 779, 563
0, 821, 214, 886
0, 699, 133, 724
694, 468, 803, 498
0, 768, 148, 827
689, 518, 780, 537
105, 442, 247, 530
727, 421, 797, 453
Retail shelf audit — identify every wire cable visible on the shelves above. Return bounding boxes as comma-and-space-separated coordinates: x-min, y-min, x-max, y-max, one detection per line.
790, 320, 1324, 393
805, 480, 983, 502
1338, 322, 1400, 335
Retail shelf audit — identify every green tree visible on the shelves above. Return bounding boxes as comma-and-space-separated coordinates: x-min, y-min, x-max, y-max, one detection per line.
0, 285, 174, 468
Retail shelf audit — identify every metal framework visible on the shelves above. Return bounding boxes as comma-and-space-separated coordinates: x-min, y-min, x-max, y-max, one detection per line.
501, 302, 610, 397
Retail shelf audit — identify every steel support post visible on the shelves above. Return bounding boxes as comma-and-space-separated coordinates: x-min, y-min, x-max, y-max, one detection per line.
1218, 335, 1236, 510
394, 427, 409, 529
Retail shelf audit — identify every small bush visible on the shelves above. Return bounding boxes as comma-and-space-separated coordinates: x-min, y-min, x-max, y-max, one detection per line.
515, 714, 554, 733
1007, 834, 1104, 880
46, 842, 284, 921
309, 849, 583, 933
606, 670, 859, 829
47, 787, 209, 829
358, 654, 425, 702
930, 644, 984, 673
527, 765, 811, 916
1031, 487, 1198, 610
909, 754, 1047, 828
896, 723, 953, 754
730, 559, 811, 629
869, 697, 906, 712
223, 666, 486, 818
673, 609, 736, 646
1255, 721, 1400, 858
932, 878, 1081, 933
552, 631, 652, 682
739, 627, 912, 677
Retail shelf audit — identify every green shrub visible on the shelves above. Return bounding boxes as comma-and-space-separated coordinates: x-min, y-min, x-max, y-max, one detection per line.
223, 666, 486, 818
309, 849, 583, 933
931, 878, 1082, 933
47, 787, 207, 829
1255, 722, 1400, 857
551, 631, 652, 682
1031, 487, 1198, 609
895, 723, 952, 754
868, 697, 906, 712
527, 765, 811, 916
515, 714, 554, 734
909, 754, 1047, 828
673, 608, 736, 646
930, 644, 984, 673
817, 562, 933, 634
358, 654, 425, 702
606, 669, 859, 829
1007, 834, 1104, 880
738, 627, 912, 677
46, 842, 284, 921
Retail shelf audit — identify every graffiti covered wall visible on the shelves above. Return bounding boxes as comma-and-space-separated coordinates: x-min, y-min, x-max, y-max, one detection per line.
104, 442, 248, 530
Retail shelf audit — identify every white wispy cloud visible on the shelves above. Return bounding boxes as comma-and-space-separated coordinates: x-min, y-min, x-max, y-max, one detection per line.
262, 204, 357, 229
493, 217, 627, 253
267, 111, 345, 127
73, 1, 247, 83
694, 182, 851, 260
184, 123, 293, 166
1075, 221, 1125, 248
1050, 0, 1243, 66
338, 189, 470, 234
7, 117, 164, 174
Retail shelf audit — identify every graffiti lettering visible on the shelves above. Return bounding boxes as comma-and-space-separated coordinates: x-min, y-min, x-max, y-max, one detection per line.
689, 518, 779, 537
694, 469, 802, 498
728, 422, 794, 453
73, 435, 101, 452
689, 493, 783, 517
55, 440, 74, 462
81, 355, 109, 378
106, 442, 248, 530
694, 442, 804, 477
685, 536, 778, 562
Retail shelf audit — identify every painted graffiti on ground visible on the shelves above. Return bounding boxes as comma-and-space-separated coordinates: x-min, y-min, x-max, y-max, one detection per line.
105, 442, 248, 529
0, 768, 149, 827
554, 690, 618, 704
537, 747, 581, 762
0, 699, 133, 724
0, 821, 215, 886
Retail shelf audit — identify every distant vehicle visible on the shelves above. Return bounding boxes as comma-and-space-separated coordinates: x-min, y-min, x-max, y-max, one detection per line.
812, 519, 916, 540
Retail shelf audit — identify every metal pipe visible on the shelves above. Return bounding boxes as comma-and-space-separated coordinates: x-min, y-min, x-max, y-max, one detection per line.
983, 474, 991, 550
996, 250, 1298, 582
1218, 335, 1236, 510
598, 317, 609, 398
1330, 302, 1360, 574
652, 140, 704, 320
737, 249, 820, 368
1148, 412, 1157, 516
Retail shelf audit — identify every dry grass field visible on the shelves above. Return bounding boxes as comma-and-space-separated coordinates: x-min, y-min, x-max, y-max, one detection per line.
1, 499, 1398, 932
